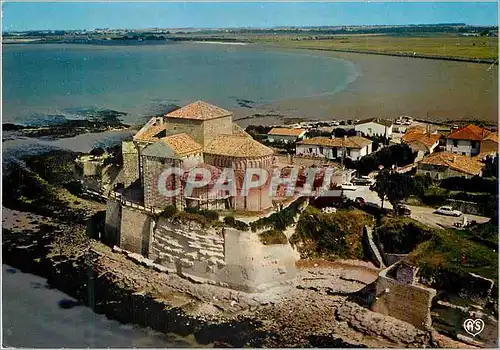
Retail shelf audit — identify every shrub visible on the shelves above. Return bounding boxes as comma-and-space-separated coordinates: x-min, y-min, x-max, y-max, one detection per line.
160, 205, 178, 218
440, 176, 498, 194
171, 211, 210, 227
410, 174, 433, 197
291, 207, 372, 259
420, 186, 449, 206
250, 197, 306, 232
356, 144, 416, 175
185, 207, 219, 222
223, 216, 249, 231
258, 229, 288, 245
374, 217, 437, 255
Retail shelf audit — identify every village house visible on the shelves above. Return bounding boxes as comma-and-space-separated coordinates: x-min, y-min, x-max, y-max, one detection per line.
295, 136, 373, 161
267, 127, 307, 143
416, 151, 484, 179
445, 124, 495, 157
401, 127, 441, 161
480, 131, 498, 154
354, 118, 394, 138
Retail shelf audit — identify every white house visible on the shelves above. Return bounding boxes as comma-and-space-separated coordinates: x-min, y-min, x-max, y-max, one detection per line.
445, 124, 492, 157
267, 127, 307, 143
354, 118, 394, 138
296, 136, 373, 161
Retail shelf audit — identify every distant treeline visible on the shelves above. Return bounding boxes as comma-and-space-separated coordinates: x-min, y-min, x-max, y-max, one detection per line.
4, 24, 498, 38
226, 25, 498, 35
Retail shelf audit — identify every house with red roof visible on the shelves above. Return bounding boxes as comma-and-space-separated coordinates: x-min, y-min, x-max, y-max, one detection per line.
401, 128, 441, 161
445, 124, 495, 157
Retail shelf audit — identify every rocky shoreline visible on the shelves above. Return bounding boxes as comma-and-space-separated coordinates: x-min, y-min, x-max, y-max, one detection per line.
3, 206, 473, 348
3, 109, 131, 141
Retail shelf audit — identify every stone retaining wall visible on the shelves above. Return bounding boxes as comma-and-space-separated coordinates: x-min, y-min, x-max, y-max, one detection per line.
149, 218, 297, 292
445, 199, 482, 216
119, 206, 154, 256
372, 262, 436, 330
105, 199, 298, 292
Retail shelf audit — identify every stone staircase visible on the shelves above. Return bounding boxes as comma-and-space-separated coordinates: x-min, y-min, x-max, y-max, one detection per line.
364, 225, 385, 269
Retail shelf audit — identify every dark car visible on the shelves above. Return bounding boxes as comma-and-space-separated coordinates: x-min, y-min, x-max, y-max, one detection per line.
395, 204, 411, 217
365, 202, 380, 209
355, 197, 365, 207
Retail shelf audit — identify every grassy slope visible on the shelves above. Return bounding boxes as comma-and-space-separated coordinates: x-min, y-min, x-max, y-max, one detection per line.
291, 207, 373, 260
256, 35, 499, 60
405, 222, 498, 282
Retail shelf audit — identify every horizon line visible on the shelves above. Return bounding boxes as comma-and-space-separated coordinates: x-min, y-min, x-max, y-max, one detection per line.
4, 23, 499, 33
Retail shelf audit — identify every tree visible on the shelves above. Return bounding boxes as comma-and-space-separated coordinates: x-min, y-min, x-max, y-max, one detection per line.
370, 170, 413, 212
370, 170, 390, 209
482, 155, 498, 178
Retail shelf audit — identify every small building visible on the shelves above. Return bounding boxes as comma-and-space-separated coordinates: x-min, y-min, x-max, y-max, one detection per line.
267, 127, 307, 143
480, 131, 498, 154
445, 124, 493, 157
295, 136, 372, 161
401, 129, 440, 161
416, 151, 484, 180
354, 118, 394, 138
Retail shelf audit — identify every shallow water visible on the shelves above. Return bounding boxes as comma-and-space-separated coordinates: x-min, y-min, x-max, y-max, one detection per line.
3, 42, 358, 125
3, 42, 497, 127
2, 264, 202, 348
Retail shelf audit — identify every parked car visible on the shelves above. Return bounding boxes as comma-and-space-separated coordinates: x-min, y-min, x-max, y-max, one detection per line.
434, 206, 462, 217
364, 202, 381, 211
352, 177, 374, 186
395, 204, 411, 217
340, 183, 357, 191
355, 197, 365, 207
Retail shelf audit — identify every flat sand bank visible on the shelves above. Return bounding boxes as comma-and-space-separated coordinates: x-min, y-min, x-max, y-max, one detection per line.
234, 48, 498, 126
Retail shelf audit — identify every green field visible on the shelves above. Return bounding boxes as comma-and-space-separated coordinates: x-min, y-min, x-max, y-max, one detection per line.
255, 34, 499, 61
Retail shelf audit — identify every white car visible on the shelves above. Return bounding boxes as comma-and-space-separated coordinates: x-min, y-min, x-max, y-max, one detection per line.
434, 206, 462, 217
340, 183, 357, 191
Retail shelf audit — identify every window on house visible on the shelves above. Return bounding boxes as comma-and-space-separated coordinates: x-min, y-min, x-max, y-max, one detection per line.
471, 141, 477, 148
453, 140, 458, 147
368, 128, 372, 134
319, 146, 324, 153
346, 149, 351, 156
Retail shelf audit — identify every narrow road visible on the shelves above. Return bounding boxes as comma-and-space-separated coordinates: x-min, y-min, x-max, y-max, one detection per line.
343, 185, 490, 229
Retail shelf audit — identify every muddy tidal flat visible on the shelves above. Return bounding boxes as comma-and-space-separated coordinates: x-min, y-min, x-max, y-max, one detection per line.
236, 49, 498, 126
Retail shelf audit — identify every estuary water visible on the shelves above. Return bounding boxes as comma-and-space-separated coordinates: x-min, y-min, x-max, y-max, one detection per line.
2, 42, 358, 125
2, 265, 201, 348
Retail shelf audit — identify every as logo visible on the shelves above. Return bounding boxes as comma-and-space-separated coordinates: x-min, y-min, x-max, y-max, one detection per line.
463, 318, 485, 337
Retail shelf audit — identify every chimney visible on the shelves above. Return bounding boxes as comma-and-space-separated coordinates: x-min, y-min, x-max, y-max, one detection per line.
453, 155, 457, 163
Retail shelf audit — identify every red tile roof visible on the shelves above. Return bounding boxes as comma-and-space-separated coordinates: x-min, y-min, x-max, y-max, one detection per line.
419, 151, 483, 175
299, 136, 372, 149
268, 128, 306, 137
447, 124, 491, 141
165, 101, 232, 121
482, 131, 498, 143
403, 131, 440, 150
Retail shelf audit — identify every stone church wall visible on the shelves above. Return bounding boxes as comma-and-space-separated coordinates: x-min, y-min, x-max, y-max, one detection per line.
142, 156, 183, 210
163, 118, 204, 146
122, 140, 140, 187
202, 116, 233, 147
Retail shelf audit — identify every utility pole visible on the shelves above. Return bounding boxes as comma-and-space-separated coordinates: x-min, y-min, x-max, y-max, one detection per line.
341, 135, 347, 169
